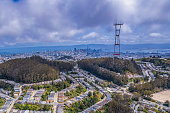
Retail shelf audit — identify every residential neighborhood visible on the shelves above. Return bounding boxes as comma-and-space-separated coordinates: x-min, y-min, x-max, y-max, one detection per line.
0, 59, 169, 113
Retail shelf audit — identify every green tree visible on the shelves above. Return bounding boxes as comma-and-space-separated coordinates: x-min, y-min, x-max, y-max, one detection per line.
163, 100, 170, 107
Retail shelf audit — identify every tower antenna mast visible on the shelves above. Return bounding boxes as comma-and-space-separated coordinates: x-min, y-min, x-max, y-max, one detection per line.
114, 22, 123, 57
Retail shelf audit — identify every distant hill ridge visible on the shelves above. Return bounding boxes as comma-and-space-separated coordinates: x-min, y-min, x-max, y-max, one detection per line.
0, 43, 169, 55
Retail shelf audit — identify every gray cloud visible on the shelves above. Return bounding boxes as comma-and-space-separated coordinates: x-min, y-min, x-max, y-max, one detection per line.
0, 0, 170, 47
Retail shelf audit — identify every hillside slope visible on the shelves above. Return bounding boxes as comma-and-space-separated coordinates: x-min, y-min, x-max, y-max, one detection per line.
0, 56, 74, 83
77, 57, 142, 86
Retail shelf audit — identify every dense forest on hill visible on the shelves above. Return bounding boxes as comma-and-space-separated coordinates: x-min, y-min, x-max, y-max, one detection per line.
77, 57, 142, 86
29, 56, 75, 72
0, 56, 74, 83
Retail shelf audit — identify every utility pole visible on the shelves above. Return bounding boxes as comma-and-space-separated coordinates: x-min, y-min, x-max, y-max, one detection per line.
86, 45, 89, 56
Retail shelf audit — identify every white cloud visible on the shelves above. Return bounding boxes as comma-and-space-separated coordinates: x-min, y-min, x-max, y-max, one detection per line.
0, 19, 22, 36
122, 24, 132, 33
82, 32, 99, 39
48, 32, 60, 41
68, 29, 83, 36
4, 42, 16, 46
149, 33, 162, 37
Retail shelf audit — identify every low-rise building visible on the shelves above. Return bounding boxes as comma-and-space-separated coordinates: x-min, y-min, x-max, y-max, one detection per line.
57, 103, 64, 113
33, 89, 45, 103
14, 85, 21, 97
58, 91, 65, 102
47, 91, 55, 103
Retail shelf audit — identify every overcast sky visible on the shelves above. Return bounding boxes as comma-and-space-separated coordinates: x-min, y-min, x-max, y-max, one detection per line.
0, 0, 170, 47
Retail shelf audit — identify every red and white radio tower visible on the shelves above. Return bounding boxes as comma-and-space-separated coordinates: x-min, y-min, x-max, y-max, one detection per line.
114, 23, 123, 56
